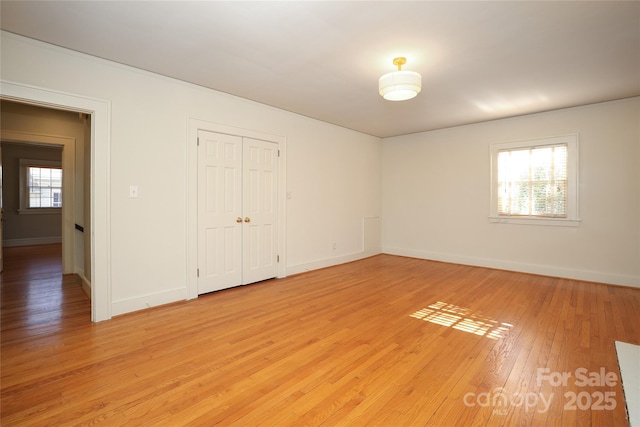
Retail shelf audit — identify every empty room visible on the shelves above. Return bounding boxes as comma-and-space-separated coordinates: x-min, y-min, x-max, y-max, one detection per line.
1, 1, 639, 426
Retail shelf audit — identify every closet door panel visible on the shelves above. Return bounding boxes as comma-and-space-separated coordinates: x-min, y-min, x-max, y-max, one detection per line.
197, 130, 242, 294
242, 138, 278, 284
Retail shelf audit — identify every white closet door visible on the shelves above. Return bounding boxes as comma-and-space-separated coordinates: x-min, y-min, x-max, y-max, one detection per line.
197, 132, 278, 295
197, 130, 242, 294
242, 138, 278, 284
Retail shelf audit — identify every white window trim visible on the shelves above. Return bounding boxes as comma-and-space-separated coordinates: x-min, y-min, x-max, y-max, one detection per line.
18, 158, 63, 215
489, 134, 581, 227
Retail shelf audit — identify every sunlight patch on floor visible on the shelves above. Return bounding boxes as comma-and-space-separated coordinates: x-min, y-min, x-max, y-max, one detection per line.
410, 301, 512, 340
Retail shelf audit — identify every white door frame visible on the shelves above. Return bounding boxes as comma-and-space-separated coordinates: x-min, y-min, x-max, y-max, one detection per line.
1, 80, 112, 322
187, 118, 287, 300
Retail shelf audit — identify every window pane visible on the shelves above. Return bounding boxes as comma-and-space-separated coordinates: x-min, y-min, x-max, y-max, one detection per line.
531, 147, 551, 181
554, 146, 567, 180
532, 182, 551, 215
30, 192, 41, 208
28, 168, 38, 186
51, 169, 62, 187
53, 190, 62, 207
513, 181, 530, 215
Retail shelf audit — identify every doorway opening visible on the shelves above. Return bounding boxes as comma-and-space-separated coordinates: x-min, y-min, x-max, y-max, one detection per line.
0, 100, 92, 323
1, 80, 111, 322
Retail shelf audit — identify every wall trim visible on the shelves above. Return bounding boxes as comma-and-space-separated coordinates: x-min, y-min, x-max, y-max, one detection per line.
287, 217, 381, 277
111, 287, 187, 317
287, 249, 381, 277
3, 237, 62, 247
382, 246, 640, 288
80, 273, 91, 300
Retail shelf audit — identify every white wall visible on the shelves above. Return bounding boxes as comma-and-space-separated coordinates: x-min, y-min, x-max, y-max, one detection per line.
0, 31, 381, 317
382, 97, 640, 287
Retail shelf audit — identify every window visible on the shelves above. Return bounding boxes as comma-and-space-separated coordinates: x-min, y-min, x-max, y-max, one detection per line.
28, 166, 62, 208
490, 135, 579, 226
19, 159, 62, 214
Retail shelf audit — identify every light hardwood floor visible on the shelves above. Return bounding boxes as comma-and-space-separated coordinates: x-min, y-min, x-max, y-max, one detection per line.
1, 244, 639, 426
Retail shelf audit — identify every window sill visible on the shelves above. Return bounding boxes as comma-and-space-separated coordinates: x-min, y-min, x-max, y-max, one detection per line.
18, 208, 62, 215
488, 216, 581, 227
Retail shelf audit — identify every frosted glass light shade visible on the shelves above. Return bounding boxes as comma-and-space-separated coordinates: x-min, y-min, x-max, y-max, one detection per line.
378, 70, 422, 101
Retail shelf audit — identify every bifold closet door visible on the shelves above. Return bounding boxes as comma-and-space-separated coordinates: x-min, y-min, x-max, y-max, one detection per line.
242, 138, 278, 285
197, 131, 243, 294
197, 130, 278, 295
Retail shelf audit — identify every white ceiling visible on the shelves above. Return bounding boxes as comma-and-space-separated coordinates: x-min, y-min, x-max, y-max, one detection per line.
1, 1, 639, 138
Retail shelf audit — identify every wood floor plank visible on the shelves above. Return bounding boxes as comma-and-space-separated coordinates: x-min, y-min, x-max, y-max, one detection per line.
2, 244, 639, 426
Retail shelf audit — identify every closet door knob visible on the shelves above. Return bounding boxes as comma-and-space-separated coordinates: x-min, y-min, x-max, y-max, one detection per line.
244, 217, 251, 223
236, 217, 242, 223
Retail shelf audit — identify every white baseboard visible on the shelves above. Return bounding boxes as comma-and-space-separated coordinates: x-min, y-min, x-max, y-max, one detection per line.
382, 246, 640, 288
286, 248, 381, 277
111, 287, 188, 317
3, 236, 62, 247
113, 250, 383, 316
78, 273, 91, 299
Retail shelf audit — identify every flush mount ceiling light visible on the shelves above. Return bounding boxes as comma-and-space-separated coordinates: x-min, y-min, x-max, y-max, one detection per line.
379, 57, 422, 101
